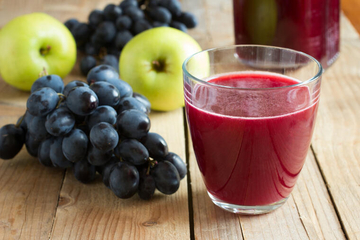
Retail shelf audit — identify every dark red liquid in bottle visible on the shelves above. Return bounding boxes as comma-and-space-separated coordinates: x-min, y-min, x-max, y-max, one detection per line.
233, 0, 340, 69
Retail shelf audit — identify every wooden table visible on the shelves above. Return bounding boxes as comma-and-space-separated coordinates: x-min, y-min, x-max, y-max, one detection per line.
0, 0, 359, 239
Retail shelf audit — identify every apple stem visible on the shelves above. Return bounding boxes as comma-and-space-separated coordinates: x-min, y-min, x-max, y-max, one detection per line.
40, 45, 51, 56
15, 111, 27, 128
152, 60, 165, 72
38, 67, 48, 77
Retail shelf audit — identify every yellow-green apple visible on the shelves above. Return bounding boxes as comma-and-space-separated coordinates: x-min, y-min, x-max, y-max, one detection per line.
0, 13, 77, 91
119, 27, 207, 111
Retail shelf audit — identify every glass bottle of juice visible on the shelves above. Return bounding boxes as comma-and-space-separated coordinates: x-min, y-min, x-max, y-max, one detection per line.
233, 0, 340, 69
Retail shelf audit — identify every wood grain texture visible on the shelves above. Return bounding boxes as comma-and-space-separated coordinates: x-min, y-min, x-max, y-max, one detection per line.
0, 107, 65, 240
342, 0, 360, 35
50, 109, 190, 239
188, 136, 345, 240
0, 0, 113, 28
186, 1, 346, 240
188, 134, 244, 240
0, 0, 360, 239
311, 38, 360, 240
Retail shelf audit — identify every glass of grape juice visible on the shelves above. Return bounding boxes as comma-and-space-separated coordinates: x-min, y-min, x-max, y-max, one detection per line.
183, 45, 322, 215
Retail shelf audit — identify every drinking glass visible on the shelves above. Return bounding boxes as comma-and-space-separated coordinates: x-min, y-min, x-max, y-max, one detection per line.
183, 45, 322, 214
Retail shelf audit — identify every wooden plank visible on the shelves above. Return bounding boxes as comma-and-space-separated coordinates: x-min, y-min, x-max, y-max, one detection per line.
188, 138, 345, 240
185, 0, 234, 49
341, 14, 360, 40
0, 105, 65, 239
311, 35, 360, 239
50, 109, 190, 239
187, 1, 346, 239
342, 0, 360, 35
0, 0, 113, 28
188, 132, 244, 240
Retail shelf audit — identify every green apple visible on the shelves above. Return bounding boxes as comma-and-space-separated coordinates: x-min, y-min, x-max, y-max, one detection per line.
0, 12, 77, 91
119, 27, 208, 111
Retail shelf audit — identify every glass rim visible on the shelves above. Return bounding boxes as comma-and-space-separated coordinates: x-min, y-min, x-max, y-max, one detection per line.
182, 44, 323, 91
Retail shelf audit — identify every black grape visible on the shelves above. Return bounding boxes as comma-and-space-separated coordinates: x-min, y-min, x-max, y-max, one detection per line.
71, 23, 92, 45
27, 87, 59, 117
119, 0, 138, 10
87, 65, 119, 84
115, 16, 132, 30
62, 128, 88, 163
24, 112, 35, 127
94, 21, 117, 43
116, 109, 150, 139
158, 0, 182, 17
90, 34, 104, 47
109, 161, 139, 198
152, 21, 168, 27
31, 75, 64, 93
115, 139, 149, 165
141, 132, 168, 159
90, 81, 120, 107
89, 122, 119, 152
0, 124, 25, 160
107, 78, 133, 99
50, 137, 73, 168
64, 18, 79, 32
45, 107, 75, 136
89, 10, 104, 27
38, 137, 54, 167
98, 155, 119, 188
117, 97, 148, 115
25, 132, 41, 157
124, 6, 145, 21
73, 159, 97, 184
63, 80, 89, 96
87, 144, 112, 166
28, 116, 49, 141
147, 7, 172, 23
169, 21, 187, 32
80, 56, 97, 76
100, 55, 119, 73
132, 19, 152, 34
133, 92, 151, 114
85, 42, 100, 56
103, 4, 122, 21
162, 152, 187, 179
148, 0, 160, 7
107, 47, 121, 59
151, 161, 180, 194
86, 105, 117, 129
66, 87, 99, 116
177, 12, 197, 28
138, 167, 156, 200
115, 30, 133, 50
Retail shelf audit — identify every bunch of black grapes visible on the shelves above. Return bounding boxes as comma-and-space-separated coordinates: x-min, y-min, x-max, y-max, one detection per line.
64, 0, 197, 76
0, 65, 187, 200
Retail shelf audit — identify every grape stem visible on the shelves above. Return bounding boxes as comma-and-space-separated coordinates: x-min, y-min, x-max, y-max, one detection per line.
147, 158, 157, 175
146, 161, 151, 175
15, 111, 27, 128
56, 93, 67, 108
